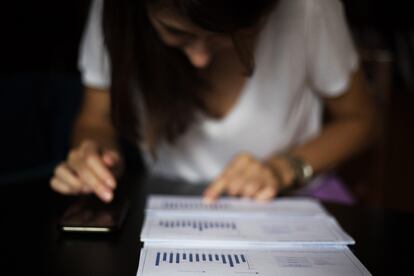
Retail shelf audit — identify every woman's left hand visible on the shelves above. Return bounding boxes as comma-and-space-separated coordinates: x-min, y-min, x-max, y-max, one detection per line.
203, 153, 293, 202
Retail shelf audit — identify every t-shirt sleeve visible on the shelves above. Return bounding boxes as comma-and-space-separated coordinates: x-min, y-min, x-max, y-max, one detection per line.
78, 0, 110, 89
305, 0, 359, 97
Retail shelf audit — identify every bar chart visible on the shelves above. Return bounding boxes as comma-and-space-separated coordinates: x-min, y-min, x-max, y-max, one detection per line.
161, 201, 230, 210
154, 251, 248, 268
138, 196, 371, 276
141, 215, 354, 246
146, 195, 328, 218
158, 220, 237, 232
138, 247, 371, 276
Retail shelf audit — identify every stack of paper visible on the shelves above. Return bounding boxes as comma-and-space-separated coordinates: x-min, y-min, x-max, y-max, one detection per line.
137, 195, 371, 276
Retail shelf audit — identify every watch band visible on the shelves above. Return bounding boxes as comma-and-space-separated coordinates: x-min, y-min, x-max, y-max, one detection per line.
282, 154, 314, 188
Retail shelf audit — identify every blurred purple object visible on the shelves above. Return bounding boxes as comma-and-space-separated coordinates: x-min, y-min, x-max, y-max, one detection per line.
299, 173, 356, 205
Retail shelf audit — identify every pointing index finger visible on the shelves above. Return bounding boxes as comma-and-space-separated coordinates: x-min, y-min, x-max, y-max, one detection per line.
86, 154, 116, 189
203, 177, 228, 203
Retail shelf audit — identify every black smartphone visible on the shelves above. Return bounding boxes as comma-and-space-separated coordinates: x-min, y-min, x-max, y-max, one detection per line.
58, 195, 129, 233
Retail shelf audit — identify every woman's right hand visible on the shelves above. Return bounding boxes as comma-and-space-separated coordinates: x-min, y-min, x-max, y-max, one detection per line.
50, 140, 122, 203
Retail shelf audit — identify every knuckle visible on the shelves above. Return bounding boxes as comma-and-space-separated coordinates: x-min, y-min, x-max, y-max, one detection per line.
238, 152, 250, 158
263, 168, 273, 179
67, 158, 81, 171
54, 164, 66, 176
239, 152, 251, 162
241, 184, 250, 194
81, 139, 97, 151
265, 182, 276, 191
265, 186, 277, 197
228, 183, 240, 194
245, 182, 259, 192
259, 193, 272, 201
85, 153, 96, 166
78, 169, 90, 184
87, 176, 101, 190
231, 153, 248, 165
83, 181, 95, 192
257, 162, 267, 171
68, 150, 79, 162
249, 162, 260, 171
68, 178, 82, 189
74, 183, 84, 191
265, 192, 276, 200
245, 153, 254, 161
247, 182, 258, 191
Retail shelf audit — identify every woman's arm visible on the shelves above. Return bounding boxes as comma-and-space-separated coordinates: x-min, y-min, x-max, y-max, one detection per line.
265, 68, 379, 190
72, 86, 118, 149
204, 69, 379, 201
285, 69, 378, 174
50, 87, 122, 203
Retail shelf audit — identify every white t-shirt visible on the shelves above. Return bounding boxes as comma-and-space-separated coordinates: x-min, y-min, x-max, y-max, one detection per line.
79, 0, 359, 184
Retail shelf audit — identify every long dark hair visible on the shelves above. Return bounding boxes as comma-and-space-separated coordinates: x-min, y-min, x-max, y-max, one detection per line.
103, 0, 276, 150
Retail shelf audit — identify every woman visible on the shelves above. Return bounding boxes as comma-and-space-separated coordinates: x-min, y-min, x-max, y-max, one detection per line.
50, 0, 377, 203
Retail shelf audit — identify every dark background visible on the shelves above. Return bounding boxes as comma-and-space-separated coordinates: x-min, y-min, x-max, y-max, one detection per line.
0, 0, 413, 211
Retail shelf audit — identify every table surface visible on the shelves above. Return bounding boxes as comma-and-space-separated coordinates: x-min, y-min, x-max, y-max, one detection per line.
1, 172, 413, 276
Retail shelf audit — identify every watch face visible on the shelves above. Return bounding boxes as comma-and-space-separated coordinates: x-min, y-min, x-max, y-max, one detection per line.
284, 155, 313, 185
303, 164, 313, 180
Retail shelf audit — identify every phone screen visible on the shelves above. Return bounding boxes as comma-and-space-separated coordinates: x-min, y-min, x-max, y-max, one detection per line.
58, 196, 129, 233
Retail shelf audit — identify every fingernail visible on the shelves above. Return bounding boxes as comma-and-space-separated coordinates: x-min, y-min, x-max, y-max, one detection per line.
102, 191, 113, 202
203, 197, 214, 204
106, 158, 114, 166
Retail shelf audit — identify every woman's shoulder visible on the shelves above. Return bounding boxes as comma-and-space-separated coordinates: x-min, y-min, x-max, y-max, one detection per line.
262, 0, 349, 43
272, 0, 345, 19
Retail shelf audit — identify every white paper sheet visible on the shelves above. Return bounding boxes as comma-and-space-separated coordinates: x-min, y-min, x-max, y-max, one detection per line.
146, 195, 328, 218
141, 215, 354, 247
137, 196, 370, 276
137, 247, 371, 276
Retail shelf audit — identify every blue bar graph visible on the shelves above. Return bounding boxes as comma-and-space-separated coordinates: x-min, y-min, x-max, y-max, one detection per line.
155, 252, 160, 266
241, 254, 246, 262
161, 201, 229, 210
158, 220, 237, 232
154, 251, 248, 268
228, 254, 234, 267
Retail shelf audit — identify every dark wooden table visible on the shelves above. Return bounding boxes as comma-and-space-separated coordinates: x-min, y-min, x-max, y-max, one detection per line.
1, 172, 412, 276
